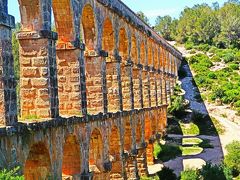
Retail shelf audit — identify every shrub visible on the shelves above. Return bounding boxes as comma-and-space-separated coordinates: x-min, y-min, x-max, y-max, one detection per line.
168, 96, 186, 117
195, 44, 211, 52
223, 53, 235, 63
200, 163, 228, 180
234, 100, 240, 108
153, 143, 162, 159
185, 41, 194, 50
157, 167, 177, 180
229, 63, 239, 70
0, 167, 24, 180
207, 72, 217, 79
157, 144, 182, 162
211, 55, 221, 62
180, 169, 200, 180
224, 141, 240, 176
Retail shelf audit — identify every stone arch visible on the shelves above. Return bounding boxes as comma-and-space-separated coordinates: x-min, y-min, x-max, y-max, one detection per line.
131, 32, 138, 64
52, 0, 75, 45
89, 128, 104, 177
82, 4, 97, 51
24, 142, 52, 179
109, 126, 122, 179
140, 41, 146, 65
119, 27, 128, 61
148, 41, 153, 66
62, 134, 81, 177
102, 18, 115, 55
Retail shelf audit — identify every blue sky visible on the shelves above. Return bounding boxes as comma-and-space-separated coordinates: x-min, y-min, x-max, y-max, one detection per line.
9, 0, 227, 25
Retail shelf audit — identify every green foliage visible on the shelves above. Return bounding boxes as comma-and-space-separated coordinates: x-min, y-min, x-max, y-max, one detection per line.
12, 23, 20, 80
157, 167, 177, 180
229, 63, 239, 70
168, 96, 186, 117
156, 1, 240, 48
200, 163, 231, 180
224, 141, 240, 176
157, 144, 182, 162
153, 143, 162, 159
0, 167, 24, 180
155, 16, 176, 40
180, 169, 200, 180
137, 11, 150, 26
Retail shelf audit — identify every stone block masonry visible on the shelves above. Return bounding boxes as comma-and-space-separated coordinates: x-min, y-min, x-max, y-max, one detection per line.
0, 0, 182, 179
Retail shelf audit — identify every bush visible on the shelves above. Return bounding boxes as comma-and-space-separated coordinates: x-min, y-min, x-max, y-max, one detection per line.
229, 63, 239, 70
195, 44, 211, 52
185, 41, 194, 50
168, 96, 186, 117
157, 167, 177, 180
153, 143, 162, 159
224, 141, 240, 176
223, 53, 235, 63
200, 163, 228, 180
207, 72, 217, 79
180, 169, 200, 180
157, 144, 182, 162
211, 55, 221, 62
0, 167, 24, 180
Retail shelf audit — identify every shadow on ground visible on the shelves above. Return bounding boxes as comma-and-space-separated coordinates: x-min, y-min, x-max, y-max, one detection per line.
160, 59, 224, 176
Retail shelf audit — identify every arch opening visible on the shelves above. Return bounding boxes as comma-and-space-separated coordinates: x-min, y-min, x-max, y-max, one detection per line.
148, 41, 153, 66
24, 142, 52, 179
52, 0, 75, 46
109, 126, 122, 179
82, 4, 96, 51
131, 34, 138, 64
119, 28, 128, 61
102, 18, 115, 56
140, 42, 145, 65
62, 135, 81, 177
89, 128, 104, 177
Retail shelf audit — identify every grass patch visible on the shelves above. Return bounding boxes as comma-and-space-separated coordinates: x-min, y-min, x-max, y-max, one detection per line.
182, 138, 203, 145
180, 122, 200, 136
156, 143, 182, 162
211, 116, 225, 135
182, 146, 203, 156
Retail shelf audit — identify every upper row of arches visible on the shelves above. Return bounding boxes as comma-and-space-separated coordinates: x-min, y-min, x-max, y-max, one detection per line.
17, 0, 180, 68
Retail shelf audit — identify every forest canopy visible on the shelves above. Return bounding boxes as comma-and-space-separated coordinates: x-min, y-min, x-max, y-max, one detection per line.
155, 0, 240, 49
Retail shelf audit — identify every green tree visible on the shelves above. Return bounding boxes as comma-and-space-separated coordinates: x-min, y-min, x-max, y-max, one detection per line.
217, 1, 240, 48
136, 11, 150, 26
12, 23, 20, 80
155, 15, 177, 40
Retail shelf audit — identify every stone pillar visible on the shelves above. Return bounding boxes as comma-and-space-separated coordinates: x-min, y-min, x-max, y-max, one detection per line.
106, 55, 121, 112
121, 60, 132, 111
142, 69, 150, 108
117, 56, 123, 112
0, 2, 18, 125
79, 44, 87, 116
156, 72, 162, 106
85, 51, 105, 115
100, 50, 108, 114
150, 71, 156, 107
56, 47, 82, 117
132, 65, 142, 110
162, 74, 167, 105
18, 31, 59, 119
